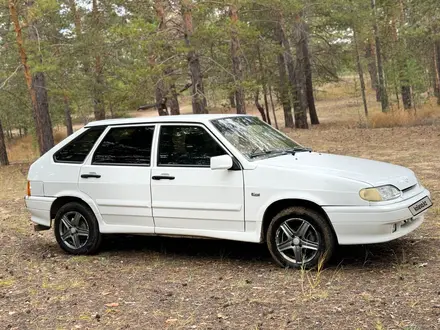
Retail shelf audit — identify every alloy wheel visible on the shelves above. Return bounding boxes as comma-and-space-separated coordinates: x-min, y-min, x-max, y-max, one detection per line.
275, 218, 320, 265
58, 211, 90, 250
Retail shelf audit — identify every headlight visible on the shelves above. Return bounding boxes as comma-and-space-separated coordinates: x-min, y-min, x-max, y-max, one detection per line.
359, 185, 401, 202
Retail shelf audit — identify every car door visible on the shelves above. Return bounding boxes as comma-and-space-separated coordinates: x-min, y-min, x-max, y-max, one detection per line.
151, 123, 245, 234
79, 125, 155, 232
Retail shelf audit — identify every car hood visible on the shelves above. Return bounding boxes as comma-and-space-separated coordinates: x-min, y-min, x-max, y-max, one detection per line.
256, 152, 417, 190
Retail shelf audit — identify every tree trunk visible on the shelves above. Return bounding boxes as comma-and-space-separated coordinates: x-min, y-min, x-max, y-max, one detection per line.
92, 55, 105, 120
0, 120, 9, 166
262, 87, 271, 125
300, 21, 319, 125
401, 85, 411, 109
69, 0, 82, 37
277, 53, 294, 128
393, 6, 411, 110
433, 49, 439, 97
153, 0, 168, 116
435, 41, 440, 105
257, 44, 271, 125
31, 70, 54, 151
353, 28, 368, 117
9, 0, 54, 155
268, 84, 279, 129
371, 0, 388, 112
155, 78, 169, 116
228, 92, 236, 108
92, 0, 105, 120
254, 90, 267, 122
153, 0, 179, 116
109, 102, 114, 118
354, 29, 368, 117
293, 15, 309, 129
63, 95, 74, 136
167, 83, 180, 115
365, 39, 380, 101
182, 0, 207, 114
229, 5, 246, 114
277, 15, 307, 129
275, 22, 294, 128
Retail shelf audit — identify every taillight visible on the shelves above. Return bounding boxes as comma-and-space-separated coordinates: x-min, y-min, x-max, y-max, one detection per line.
27, 181, 31, 197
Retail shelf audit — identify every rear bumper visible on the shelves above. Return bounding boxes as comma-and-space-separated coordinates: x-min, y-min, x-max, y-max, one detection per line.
24, 196, 55, 229
324, 189, 431, 245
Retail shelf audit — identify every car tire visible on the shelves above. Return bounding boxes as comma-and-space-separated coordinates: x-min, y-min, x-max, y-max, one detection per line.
54, 202, 102, 255
267, 207, 336, 269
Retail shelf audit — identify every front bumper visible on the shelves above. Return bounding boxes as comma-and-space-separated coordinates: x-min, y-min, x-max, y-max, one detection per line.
324, 189, 432, 245
24, 196, 55, 229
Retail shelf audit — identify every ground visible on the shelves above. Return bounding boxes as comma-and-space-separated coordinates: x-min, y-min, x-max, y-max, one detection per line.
1, 82, 440, 329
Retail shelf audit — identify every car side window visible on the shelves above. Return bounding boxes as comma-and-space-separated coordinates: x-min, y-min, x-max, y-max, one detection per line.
92, 126, 154, 166
54, 127, 105, 163
158, 125, 226, 167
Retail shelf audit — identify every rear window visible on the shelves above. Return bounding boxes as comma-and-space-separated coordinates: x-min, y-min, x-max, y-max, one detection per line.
54, 127, 105, 163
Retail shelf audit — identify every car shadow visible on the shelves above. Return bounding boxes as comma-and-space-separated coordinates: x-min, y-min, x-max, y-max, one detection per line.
99, 234, 420, 270
100, 234, 271, 264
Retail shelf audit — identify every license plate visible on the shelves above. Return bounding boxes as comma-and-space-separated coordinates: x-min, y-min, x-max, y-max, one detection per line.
409, 196, 433, 216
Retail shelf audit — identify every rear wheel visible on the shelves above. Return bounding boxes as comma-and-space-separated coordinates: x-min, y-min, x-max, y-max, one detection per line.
54, 202, 102, 255
267, 207, 336, 269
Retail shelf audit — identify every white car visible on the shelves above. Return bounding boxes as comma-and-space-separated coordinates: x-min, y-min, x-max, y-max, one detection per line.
25, 114, 432, 269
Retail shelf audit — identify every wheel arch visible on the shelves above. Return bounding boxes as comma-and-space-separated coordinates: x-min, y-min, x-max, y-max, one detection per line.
50, 196, 90, 219
49, 192, 102, 229
260, 198, 338, 244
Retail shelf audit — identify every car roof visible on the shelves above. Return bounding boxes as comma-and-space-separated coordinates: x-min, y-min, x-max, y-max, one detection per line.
85, 114, 251, 127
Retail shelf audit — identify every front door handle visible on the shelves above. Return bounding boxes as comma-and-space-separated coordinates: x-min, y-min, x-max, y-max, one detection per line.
81, 173, 101, 179
152, 175, 175, 180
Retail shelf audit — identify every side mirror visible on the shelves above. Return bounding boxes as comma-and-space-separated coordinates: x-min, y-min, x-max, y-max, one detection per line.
210, 155, 233, 170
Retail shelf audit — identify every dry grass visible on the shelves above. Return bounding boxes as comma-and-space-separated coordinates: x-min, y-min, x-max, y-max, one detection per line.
369, 103, 440, 128
6, 134, 39, 163
315, 77, 440, 129
315, 77, 358, 101
6, 129, 68, 164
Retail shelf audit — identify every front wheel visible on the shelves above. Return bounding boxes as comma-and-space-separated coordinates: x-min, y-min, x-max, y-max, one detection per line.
54, 202, 102, 255
266, 207, 336, 269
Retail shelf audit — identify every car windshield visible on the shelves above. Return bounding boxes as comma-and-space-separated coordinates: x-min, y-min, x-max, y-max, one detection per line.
211, 116, 308, 160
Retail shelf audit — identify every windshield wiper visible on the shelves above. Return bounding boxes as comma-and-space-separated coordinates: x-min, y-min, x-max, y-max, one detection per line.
249, 150, 274, 158
283, 147, 312, 155
249, 147, 311, 159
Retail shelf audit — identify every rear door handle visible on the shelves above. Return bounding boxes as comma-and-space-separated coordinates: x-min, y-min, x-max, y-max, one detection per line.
152, 175, 175, 180
81, 173, 101, 179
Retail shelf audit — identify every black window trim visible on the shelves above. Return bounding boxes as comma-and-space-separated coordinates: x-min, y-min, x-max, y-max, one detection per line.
156, 123, 241, 169
53, 127, 105, 164
91, 125, 155, 167
84, 120, 243, 170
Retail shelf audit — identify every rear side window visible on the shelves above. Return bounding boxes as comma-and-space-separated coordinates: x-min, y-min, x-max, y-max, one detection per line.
54, 127, 105, 163
92, 126, 154, 166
